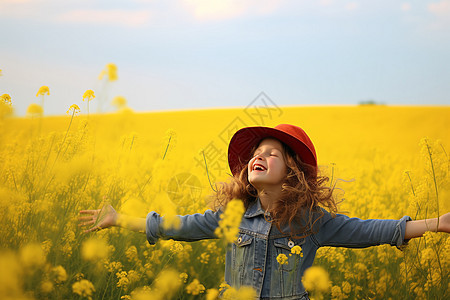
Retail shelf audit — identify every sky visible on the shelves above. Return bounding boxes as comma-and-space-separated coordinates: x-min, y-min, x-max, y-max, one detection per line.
1, 0, 449, 116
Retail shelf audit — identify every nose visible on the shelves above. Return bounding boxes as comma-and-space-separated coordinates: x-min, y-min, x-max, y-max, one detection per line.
254, 154, 264, 161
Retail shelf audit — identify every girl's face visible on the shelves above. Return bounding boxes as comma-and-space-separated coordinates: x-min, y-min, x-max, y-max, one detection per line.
247, 138, 287, 190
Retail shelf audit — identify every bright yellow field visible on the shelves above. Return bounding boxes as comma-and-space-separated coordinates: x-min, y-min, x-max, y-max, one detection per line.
0, 106, 449, 299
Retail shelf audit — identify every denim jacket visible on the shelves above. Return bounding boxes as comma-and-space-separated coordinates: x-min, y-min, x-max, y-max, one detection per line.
146, 199, 411, 299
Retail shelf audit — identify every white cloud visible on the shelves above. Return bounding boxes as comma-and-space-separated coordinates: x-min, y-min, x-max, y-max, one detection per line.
426, 0, 450, 31
56, 9, 152, 27
428, 0, 450, 16
401, 3, 411, 11
345, 2, 359, 11
319, 0, 334, 7
1, 0, 33, 3
182, 0, 285, 22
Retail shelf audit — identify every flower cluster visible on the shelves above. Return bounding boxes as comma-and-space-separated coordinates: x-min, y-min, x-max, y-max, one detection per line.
214, 199, 245, 243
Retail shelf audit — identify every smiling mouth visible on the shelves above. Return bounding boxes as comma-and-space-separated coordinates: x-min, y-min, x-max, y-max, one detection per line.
252, 164, 267, 171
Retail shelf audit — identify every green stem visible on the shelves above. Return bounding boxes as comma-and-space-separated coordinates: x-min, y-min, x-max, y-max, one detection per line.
405, 171, 416, 197
202, 150, 217, 192
425, 141, 440, 230
440, 143, 449, 173
330, 163, 335, 188
162, 135, 171, 160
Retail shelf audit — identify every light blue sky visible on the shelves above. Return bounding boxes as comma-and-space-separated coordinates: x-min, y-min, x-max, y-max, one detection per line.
1, 0, 449, 116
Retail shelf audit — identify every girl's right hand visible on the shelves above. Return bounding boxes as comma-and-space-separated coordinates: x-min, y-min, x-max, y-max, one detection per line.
79, 204, 118, 233
439, 212, 450, 233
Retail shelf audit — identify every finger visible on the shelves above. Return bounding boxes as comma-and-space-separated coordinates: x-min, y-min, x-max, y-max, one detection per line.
84, 226, 102, 234
78, 216, 94, 221
79, 209, 99, 215
78, 220, 96, 227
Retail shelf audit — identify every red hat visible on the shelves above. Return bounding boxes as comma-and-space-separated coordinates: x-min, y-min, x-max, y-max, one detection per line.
228, 124, 317, 176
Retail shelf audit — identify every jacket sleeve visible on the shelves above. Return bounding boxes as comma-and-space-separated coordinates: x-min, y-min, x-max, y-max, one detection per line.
311, 210, 412, 248
146, 209, 222, 245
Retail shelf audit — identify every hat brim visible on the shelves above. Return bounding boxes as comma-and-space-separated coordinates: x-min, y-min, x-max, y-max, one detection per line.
228, 126, 317, 176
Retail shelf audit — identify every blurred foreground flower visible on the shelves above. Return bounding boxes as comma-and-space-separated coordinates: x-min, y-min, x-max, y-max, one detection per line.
223, 286, 256, 300
215, 199, 245, 243
20, 243, 46, 269
302, 266, 331, 297
81, 237, 110, 262
99, 63, 118, 81
0, 252, 30, 299
26, 103, 43, 117
147, 269, 182, 299
206, 288, 219, 300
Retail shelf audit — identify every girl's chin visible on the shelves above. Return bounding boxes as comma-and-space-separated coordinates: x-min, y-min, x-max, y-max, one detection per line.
248, 178, 269, 188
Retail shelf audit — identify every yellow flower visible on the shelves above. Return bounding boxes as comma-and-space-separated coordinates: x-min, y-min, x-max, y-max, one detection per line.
52, 265, 68, 283
41, 280, 54, 293
125, 245, 138, 262
1, 94, 11, 105
342, 280, 351, 294
276, 253, 288, 265
302, 266, 331, 293
36, 85, 50, 96
26, 103, 43, 116
98, 63, 118, 81
185, 278, 205, 295
72, 279, 95, 298
112, 96, 127, 108
81, 237, 111, 262
214, 199, 245, 243
199, 252, 210, 264
290, 245, 303, 257
149, 269, 182, 299
179, 272, 188, 283
331, 286, 344, 300
20, 243, 46, 269
66, 104, 81, 115
116, 271, 130, 290
219, 282, 230, 292
0, 69, 2, 76
105, 261, 123, 273
83, 90, 95, 101
223, 286, 256, 300
206, 288, 219, 300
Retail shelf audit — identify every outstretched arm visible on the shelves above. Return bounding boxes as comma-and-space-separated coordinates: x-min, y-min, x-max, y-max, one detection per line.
405, 212, 450, 240
79, 204, 146, 233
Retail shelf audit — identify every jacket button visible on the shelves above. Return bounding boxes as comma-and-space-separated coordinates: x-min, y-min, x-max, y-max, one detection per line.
288, 240, 294, 248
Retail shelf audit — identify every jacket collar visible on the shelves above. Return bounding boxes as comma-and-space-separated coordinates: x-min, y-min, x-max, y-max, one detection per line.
244, 198, 266, 218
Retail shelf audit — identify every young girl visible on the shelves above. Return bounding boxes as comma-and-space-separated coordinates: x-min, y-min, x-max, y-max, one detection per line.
79, 124, 450, 299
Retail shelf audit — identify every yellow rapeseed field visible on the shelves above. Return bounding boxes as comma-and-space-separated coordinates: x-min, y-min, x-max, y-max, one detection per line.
0, 102, 449, 299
